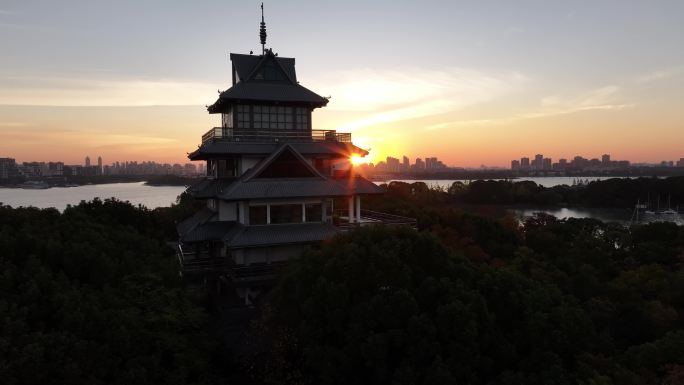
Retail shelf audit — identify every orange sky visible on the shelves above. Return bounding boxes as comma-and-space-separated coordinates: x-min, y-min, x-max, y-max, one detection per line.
1, 2, 684, 167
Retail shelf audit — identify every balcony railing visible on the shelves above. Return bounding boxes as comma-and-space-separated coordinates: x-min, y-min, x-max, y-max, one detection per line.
202, 127, 352, 145
333, 209, 417, 229
177, 243, 289, 280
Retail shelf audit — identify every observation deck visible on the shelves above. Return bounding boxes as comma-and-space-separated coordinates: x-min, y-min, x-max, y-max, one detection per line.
202, 127, 352, 145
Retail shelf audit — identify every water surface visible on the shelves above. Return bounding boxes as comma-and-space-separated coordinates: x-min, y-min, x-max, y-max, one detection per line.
0, 182, 186, 211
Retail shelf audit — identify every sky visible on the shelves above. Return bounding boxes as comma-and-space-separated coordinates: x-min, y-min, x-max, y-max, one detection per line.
1, 0, 683, 167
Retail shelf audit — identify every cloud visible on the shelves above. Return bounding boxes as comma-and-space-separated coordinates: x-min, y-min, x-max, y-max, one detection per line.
426, 85, 632, 131
309, 67, 526, 131
0, 121, 28, 127
636, 70, 671, 84
0, 74, 216, 106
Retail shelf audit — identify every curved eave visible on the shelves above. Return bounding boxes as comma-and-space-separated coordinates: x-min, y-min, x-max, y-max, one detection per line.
188, 142, 368, 161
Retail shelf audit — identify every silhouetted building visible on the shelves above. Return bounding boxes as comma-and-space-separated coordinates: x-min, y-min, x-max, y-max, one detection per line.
520, 157, 530, 170
0, 158, 21, 179
175, 11, 410, 304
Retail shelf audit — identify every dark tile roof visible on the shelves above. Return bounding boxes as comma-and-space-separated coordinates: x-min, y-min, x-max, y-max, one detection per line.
188, 141, 367, 160
176, 207, 216, 236
182, 221, 243, 243
186, 178, 237, 199
227, 223, 339, 248
209, 82, 328, 111
231, 53, 297, 83
217, 177, 383, 201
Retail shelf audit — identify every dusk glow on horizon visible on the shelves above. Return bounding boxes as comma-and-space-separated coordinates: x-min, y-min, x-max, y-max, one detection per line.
1, 1, 683, 167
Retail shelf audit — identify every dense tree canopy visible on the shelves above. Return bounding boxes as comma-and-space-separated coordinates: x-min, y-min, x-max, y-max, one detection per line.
253, 199, 684, 384
2, 182, 684, 384
0, 198, 218, 385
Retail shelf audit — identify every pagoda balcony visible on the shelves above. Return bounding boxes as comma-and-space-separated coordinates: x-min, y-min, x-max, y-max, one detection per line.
176, 243, 289, 280
333, 209, 417, 229
201, 127, 352, 145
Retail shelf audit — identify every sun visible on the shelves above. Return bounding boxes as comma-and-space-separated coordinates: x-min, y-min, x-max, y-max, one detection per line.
350, 154, 365, 166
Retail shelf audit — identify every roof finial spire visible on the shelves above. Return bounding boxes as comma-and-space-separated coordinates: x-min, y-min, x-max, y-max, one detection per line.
259, 2, 267, 54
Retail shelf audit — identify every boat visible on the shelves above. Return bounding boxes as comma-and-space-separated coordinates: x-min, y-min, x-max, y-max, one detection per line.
661, 195, 678, 215
19, 181, 50, 189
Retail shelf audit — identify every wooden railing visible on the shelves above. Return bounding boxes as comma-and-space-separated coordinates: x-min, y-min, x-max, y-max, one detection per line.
177, 244, 289, 280
202, 127, 352, 145
333, 209, 417, 229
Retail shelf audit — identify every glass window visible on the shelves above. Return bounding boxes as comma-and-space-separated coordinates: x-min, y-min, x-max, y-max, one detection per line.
252, 105, 295, 130
295, 107, 309, 130
249, 205, 267, 225
305, 203, 322, 223
216, 159, 237, 177
237, 105, 250, 129
222, 111, 233, 128
270, 204, 303, 224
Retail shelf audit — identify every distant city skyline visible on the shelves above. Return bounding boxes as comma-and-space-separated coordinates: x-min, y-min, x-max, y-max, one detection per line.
2, 1, 684, 166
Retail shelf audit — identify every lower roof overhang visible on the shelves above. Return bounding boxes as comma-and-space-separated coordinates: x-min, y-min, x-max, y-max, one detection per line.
188, 141, 367, 160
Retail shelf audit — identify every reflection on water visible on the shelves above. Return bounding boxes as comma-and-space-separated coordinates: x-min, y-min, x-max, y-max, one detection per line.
0, 182, 186, 211
511, 207, 684, 226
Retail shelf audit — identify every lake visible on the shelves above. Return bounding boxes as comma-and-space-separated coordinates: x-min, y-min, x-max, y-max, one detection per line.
383, 176, 626, 189
510, 207, 684, 226
1, 178, 682, 226
0, 182, 186, 211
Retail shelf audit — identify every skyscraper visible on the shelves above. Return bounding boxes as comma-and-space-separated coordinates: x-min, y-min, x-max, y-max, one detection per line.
85, 156, 91, 167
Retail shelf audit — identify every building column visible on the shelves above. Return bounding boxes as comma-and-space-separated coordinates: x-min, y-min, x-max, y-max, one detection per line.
266, 203, 271, 224
355, 195, 361, 223
348, 196, 354, 223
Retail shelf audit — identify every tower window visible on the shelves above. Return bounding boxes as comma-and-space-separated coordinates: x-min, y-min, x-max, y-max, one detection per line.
295, 107, 309, 130
254, 105, 294, 130
237, 105, 250, 128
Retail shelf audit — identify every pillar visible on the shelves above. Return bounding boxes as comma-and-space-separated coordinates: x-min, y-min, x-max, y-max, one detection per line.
355, 195, 361, 223
348, 196, 354, 223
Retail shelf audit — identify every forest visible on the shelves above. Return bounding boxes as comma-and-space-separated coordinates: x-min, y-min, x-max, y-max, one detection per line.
438, 176, 684, 207
1, 179, 683, 384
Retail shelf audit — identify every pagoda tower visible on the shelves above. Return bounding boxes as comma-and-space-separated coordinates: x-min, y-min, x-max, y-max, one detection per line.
177, 6, 413, 304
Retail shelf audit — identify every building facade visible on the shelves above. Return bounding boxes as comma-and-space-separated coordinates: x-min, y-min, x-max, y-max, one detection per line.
176, 21, 413, 304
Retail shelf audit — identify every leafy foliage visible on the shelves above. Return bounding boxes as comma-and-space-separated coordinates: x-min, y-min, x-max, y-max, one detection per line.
0, 198, 217, 385
253, 188, 684, 384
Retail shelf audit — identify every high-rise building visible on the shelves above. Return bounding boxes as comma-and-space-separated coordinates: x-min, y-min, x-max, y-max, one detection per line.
85, 156, 91, 167
520, 157, 530, 170
532, 154, 543, 170
601, 154, 610, 165
402, 156, 410, 172
511, 160, 520, 170
0, 158, 21, 179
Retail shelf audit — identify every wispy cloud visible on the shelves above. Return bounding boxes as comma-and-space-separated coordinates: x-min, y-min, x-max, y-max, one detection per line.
0, 121, 29, 127
0, 74, 215, 106
636, 70, 672, 84
310, 67, 527, 131
425, 86, 632, 131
